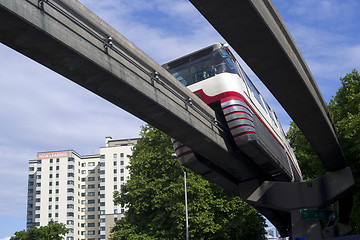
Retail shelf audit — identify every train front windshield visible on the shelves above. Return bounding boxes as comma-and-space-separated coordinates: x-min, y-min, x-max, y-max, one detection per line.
168, 49, 238, 86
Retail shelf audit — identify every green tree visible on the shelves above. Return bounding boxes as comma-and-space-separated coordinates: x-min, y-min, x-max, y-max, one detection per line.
287, 69, 360, 232
329, 69, 360, 233
111, 125, 266, 240
11, 220, 68, 240
286, 122, 324, 180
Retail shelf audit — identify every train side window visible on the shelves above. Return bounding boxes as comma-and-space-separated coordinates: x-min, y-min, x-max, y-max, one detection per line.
266, 103, 277, 127
241, 69, 266, 110
212, 49, 238, 75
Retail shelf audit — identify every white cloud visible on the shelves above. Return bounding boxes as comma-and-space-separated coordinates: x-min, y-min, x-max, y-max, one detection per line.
0, 237, 11, 240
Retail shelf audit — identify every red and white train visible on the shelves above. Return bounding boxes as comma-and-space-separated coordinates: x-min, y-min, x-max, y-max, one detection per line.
163, 43, 302, 182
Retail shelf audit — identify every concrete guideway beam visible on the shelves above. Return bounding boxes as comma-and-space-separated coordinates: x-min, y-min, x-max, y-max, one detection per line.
0, 0, 257, 182
190, 0, 346, 172
247, 167, 354, 211
246, 167, 354, 239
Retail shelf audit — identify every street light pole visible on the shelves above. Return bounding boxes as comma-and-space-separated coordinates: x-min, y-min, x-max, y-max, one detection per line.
177, 159, 189, 240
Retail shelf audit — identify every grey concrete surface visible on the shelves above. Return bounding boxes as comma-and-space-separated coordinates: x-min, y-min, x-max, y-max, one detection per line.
0, 0, 260, 184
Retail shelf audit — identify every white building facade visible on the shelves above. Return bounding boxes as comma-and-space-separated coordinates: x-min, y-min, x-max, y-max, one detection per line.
26, 137, 137, 240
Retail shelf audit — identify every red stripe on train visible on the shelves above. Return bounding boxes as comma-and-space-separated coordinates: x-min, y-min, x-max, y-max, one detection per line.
177, 150, 193, 158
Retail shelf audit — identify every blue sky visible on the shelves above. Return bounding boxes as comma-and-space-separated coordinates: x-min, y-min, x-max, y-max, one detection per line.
0, 0, 359, 238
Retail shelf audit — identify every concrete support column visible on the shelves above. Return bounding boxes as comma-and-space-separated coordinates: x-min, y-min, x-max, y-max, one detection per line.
291, 209, 322, 240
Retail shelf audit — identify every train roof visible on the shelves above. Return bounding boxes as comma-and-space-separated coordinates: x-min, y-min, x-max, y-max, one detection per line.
162, 43, 224, 69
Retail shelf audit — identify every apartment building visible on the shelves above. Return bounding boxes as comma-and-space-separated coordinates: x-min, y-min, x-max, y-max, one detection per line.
26, 137, 137, 240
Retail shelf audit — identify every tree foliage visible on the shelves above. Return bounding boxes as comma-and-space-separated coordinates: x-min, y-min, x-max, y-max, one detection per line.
287, 69, 360, 232
286, 121, 324, 179
111, 125, 266, 240
11, 220, 68, 240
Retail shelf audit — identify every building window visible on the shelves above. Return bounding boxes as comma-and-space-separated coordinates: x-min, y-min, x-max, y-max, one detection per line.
88, 215, 95, 219
49, 213, 52, 218
88, 177, 95, 181
67, 180, 74, 185
55, 197, 59, 201
68, 173, 74, 177
56, 166, 59, 170
88, 170, 95, 174
29, 167, 34, 171
120, 177, 124, 181
113, 153, 117, 159
120, 153, 124, 158
56, 173, 59, 178
36, 190, 41, 195
36, 183, 41, 187
88, 230, 95, 235
49, 182, 52, 186
67, 196, 74, 201
56, 181, 59, 186
100, 155, 105, 159
35, 206, 40, 210
114, 169, 117, 174
120, 161, 124, 165
68, 165, 74, 169
114, 177, 117, 182
99, 162, 105, 167
88, 207, 95, 212
88, 199, 95, 204
114, 185, 117, 190
55, 213, 58, 217
36, 175, 41, 179
49, 174, 53, 178
120, 168, 124, 173
37, 167, 42, 171
81, 163, 86, 167
56, 158, 59, 163
114, 161, 117, 166
37, 160, 42, 164
67, 212, 74, 217
68, 157, 74, 162
88, 222, 95, 227
81, 170, 86, 174
88, 184, 95, 189
88, 162, 95, 167
50, 159, 53, 163
67, 188, 74, 193
48, 205, 51, 210
88, 192, 95, 196
55, 189, 59, 194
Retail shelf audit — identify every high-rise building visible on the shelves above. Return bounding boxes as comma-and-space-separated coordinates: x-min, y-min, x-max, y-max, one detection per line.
26, 137, 138, 240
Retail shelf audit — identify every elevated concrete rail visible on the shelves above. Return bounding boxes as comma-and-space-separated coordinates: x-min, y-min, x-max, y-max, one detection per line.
190, 0, 346, 172
0, 0, 259, 186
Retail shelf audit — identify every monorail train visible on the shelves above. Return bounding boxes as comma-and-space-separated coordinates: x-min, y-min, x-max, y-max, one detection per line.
163, 43, 302, 182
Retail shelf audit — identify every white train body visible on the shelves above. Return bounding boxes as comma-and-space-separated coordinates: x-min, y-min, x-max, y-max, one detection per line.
164, 43, 302, 182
